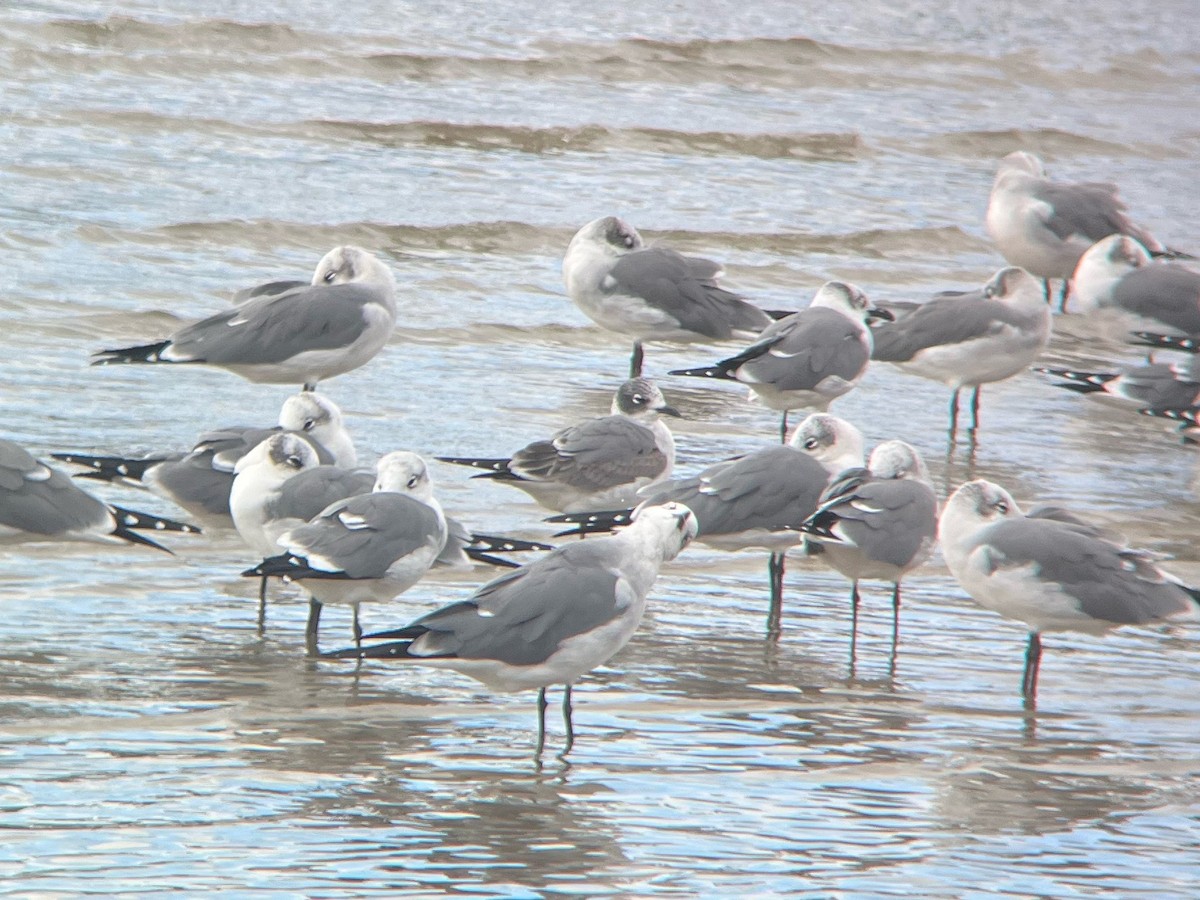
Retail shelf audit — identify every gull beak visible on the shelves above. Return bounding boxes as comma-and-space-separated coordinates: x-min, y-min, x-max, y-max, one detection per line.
658, 404, 683, 418
867, 307, 895, 322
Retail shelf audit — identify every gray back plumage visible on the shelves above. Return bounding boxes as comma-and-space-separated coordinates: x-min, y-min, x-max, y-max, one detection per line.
734, 307, 869, 390
1112, 265, 1200, 334
510, 416, 667, 489
0, 439, 110, 535
871, 293, 1027, 362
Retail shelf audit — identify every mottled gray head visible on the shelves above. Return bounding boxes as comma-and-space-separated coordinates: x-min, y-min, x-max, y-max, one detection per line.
613, 377, 681, 419
811, 281, 891, 323
235, 432, 319, 476
278, 391, 342, 433
311, 245, 396, 290
374, 451, 434, 500
789, 413, 866, 473
984, 266, 1042, 306
867, 440, 929, 482
946, 479, 1022, 523
1105, 234, 1152, 269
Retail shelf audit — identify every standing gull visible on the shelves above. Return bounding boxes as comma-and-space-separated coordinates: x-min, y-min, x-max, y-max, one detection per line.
939, 479, 1200, 701
1072, 235, 1200, 335
985, 151, 1186, 306
562, 216, 778, 376
0, 437, 200, 551
243, 451, 448, 656
671, 282, 891, 442
794, 440, 938, 655
92, 246, 397, 390
438, 377, 679, 513
328, 502, 698, 759
871, 267, 1051, 436
53, 391, 355, 527
550, 414, 865, 634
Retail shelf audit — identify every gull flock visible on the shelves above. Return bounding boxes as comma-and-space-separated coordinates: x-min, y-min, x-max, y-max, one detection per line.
6, 152, 1200, 759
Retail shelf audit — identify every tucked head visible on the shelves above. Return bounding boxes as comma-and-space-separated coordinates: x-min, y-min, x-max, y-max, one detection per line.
569, 216, 645, 258
629, 500, 699, 560
789, 413, 866, 473
311, 245, 396, 290
867, 440, 929, 482
1100, 234, 1151, 270
374, 451, 434, 499
278, 391, 344, 434
810, 281, 892, 324
613, 377, 681, 419
995, 150, 1046, 180
944, 479, 1022, 526
235, 432, 319, 476
982, 266, 1043, 307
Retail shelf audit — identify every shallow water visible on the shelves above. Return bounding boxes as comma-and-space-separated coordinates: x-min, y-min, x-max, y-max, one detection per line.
2, 0, 1200, 895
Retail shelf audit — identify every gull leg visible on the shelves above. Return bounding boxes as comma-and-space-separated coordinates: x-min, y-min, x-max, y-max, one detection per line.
302, 380, 317, 392
352, 604, 363, 650
948, 388, 961, 441
849, 581, 861, 659
630, 342, 645, 378
779, 411, 789, 444
305, 598, 323, 658
1058, 279, 1071, 313
1042, 278, 1052, 305
535, 687, 548, 760
766, 552, 785, 639
1021, 632, 1043, 700
257, 575, 269, 634
558, 685, 575, 759
969, 386, 982, 433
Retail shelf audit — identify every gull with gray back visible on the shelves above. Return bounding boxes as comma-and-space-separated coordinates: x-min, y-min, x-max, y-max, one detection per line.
92, 246, 398, 391
1072, 235, 1200, 336
562, 216, 778, 376
939, 479, 1200, 701
328, 502, 698, 759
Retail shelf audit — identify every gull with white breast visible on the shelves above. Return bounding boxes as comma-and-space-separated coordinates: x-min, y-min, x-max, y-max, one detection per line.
1072, 235, 1200, 336
328, 502, 698, 759
562, 216, 779, 376
92, 246, 397, 391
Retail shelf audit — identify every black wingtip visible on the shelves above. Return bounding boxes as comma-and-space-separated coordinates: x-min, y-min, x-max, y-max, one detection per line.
1138, 406, 1199, 425
323, 639, 419, 660
667, 365, 738, 380
91, 340, 175, 367
109, 504, 202, 535
1130, 332, 1200, 353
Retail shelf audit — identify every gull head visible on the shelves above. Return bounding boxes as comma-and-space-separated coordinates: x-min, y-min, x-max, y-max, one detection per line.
567, 216, 645, 260
630, 500, 699, 561
994, 150, 1046, 183
1072, 235, 1152, 312
809, 281, 892, 324
983, 266, 1044, 310
311, 245, 396, 291
374, 451, 435, 501
278, 392, 356, 466
789, 413, 866, 474
613, 377, 681, 420
867, 440, 929, 483
939, 479, 1022, 545
235, 432, 319, 477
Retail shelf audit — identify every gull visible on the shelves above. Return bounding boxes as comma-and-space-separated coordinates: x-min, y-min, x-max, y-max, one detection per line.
1138, 406, 1200, 444
231, 435, 553, 626
0, 437, 200, 551
939, 479, 1200, 700
1072, 235, 1200, 335
549, 413, 865, 634
53, 392, 355, 526
670, 282, 891, 441
871, 267, 1051, 436
985, 151, 1187, 307
1036, 357, 1200, 411
794, 440, 938, 654
327, 502, 698, 759
243, 451, 448, 655
92, 246, 397, 390
562, 216, 779, 376
437, 377, 679, 513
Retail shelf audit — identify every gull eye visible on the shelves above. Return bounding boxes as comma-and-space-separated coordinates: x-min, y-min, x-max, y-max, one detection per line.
286, 454, 303, 468
803, 438, 818, 450
407, 475, 419, 489
632, 394, 646, 405
323, 270, 336, 283
994, 500, 1009, 515
303, 419, 315, 431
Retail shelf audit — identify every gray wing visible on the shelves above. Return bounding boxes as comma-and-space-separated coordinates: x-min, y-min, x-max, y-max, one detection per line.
270, 466, 375, 523
810, 477, 938, 568
168, 283, 388, 365
871, 293, 1017, 362
1112, 265, 1200, 334
1036, 181, 1136, 243
284, 493, 443, 578
737, 308, 869, 390
978, 518, 1194, 624
0, 440, 110, 535
232, 279, 309, 304
147, 453, 238, 518
640, 446, 828, 535
509, 416, 667, 490
1111, 363, 1200, 409
607, 248, 771, 338
407, 541, 626, 665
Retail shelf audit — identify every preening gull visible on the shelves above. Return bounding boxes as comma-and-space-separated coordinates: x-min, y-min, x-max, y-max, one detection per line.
871, 267, 1051, 436
53, 391, 355, 526
93, 246, 397, 390
438, 377, 679, 513
671, 282, 890, 442
562, 216, 779, 376
328, 502, 698, 759
1072, 235, 1200, 335
0, 437, 199, 552
244, 451, 448, 656
939, 479, 1200, 700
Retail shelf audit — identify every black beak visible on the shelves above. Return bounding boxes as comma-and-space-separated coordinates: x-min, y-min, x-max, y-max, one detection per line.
658, 405, 683, 418
867, 307, 895, 322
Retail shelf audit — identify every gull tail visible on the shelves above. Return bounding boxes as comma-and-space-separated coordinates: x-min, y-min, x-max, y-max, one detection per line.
91, 340, 178, 367
108, 504, 201, 553
51, 452, 169, 484
1033, 367, 1117, 394
1130, 332, 1200, 354
545, 508, 633, 537
242, 552, 347, 581
435, 456, 519, 480
796, 510, 841, 542
464, 532, 554, 568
